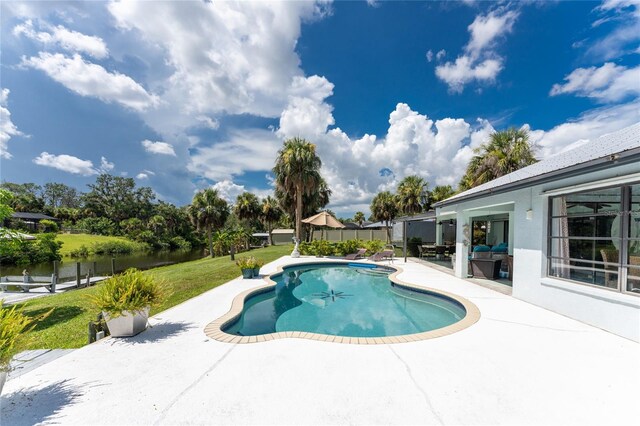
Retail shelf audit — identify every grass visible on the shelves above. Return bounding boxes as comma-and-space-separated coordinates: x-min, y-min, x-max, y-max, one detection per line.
15, 244, 292, 349
56, 233, 144, 256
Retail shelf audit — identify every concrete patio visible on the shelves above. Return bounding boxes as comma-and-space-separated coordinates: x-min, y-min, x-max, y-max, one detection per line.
1, 256, 638, 425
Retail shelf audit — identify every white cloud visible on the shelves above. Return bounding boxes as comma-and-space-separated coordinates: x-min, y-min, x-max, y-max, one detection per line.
435, 9, 518, 93
211, 179, 272, 204
426, 50, 433, 62
141, 140, 177, 156
99, 156, 114, 172
366, 0, 381, 8
550, 63, 640, 102
587, 0, 640, 60
13, 20, 109, 59
436, 49, 447, 61
21, 52, 159, 111
277, 76, 335, 139
0, 89, 26, 160
188, 129, 281, 181
529, 102, 640, 159
33, 152, 99, 175
195, 115, 220, 130
107, 0, 329, 131
136, 170, 155, 180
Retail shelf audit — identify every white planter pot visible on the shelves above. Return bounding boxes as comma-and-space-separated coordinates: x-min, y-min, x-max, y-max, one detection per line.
103, 307, 150, 337
0, 370, 7, 395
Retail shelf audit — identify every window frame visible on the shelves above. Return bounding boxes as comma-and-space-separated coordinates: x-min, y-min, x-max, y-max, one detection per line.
546, 182, 640, 296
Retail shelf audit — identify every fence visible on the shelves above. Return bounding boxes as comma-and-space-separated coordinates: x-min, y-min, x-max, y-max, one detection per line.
311, 229, 389, 242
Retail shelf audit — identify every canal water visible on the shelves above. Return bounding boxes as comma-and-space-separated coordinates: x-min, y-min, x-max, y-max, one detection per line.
0, 249, 206, 281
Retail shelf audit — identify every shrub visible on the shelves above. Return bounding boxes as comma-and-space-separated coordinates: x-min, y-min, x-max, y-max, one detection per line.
235, 257, 257, 269
335, 239, 363, 256
69, 244, 90, 258
169, 236, 192, 250
0, 302, 51, 372
38, 219, 59, 233
77, 217, 116, 236
92, 240, 141, 255
364, 239, 385, 255
88, 269, 170, 317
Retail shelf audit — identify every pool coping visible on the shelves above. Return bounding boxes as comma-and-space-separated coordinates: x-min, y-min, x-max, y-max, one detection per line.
204, 259, 481, 344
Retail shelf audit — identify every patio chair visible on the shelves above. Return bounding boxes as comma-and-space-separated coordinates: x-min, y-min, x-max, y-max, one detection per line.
369, 249, 394, 263
345, 248, 367, 260
600, 249, 619, 288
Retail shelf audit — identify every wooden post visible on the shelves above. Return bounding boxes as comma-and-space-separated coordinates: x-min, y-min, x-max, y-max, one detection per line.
76, 262, 81, 288
92, 262, 97, 277
111, 258, 116, 276
53, 260, 59, 278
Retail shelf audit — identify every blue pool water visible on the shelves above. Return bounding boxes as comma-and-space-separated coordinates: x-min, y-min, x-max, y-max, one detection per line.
223, 263, 466, 338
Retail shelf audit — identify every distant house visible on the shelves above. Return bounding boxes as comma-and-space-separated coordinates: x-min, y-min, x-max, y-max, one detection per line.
8, 212, 58, 232
271, 229, 294, 245
434, 123, 640, 342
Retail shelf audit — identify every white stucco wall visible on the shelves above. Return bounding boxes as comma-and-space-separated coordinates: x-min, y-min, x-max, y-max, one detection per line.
437, 162, 640, 342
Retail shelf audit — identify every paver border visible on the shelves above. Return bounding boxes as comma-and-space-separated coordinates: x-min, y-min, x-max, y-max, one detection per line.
204, 259, 480, 344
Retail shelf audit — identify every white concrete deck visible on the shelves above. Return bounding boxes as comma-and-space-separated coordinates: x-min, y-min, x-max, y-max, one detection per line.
1, 256, 638, 425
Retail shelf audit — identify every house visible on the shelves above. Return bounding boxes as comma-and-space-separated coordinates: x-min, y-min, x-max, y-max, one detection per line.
434, 123, 640, 342
8, 212, 58, 232
270, 229, 294, 245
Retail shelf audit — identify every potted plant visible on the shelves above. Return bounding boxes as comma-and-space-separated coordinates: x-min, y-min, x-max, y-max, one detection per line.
0, 301, 45, 395
236, 257, 257, 279
253, 258, 265, 278
88, 269, 169, 338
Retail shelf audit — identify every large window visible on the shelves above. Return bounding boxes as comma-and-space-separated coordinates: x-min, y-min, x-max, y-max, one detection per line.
548, 183, 640, 295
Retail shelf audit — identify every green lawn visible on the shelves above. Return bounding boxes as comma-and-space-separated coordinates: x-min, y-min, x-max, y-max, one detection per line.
16, 244, 292, 349
56, 233, 143, 256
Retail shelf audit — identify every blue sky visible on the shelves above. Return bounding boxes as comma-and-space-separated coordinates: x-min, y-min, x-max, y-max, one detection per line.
1, 1, 638, 217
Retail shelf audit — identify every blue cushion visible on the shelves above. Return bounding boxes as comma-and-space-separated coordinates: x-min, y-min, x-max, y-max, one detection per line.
473, 245, 491, 252
491, 246, 508, 253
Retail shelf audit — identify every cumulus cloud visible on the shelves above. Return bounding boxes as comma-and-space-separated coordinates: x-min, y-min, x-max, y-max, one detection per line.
435, 9, 518, 93
0, 89, 26, 160
436, 49, 446, 61
33, 152, 99, 175
107, 0, 329, 135
188, 129, 281, 181
211, 179, 272, 204
141, 140, 177, 156
550, 63, 640, 102
13, 19, 109, 59
21, 53, 159, 111
100, 156, 114, 172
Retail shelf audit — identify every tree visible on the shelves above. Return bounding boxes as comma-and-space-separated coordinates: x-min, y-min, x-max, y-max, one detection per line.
260, 196, 282, 245
370, 191, 398, 243
396, 175, 428, 215
459, 128, 537, 191
234, 192, 260, 223
273, 137, 323, 241
42, 182, 81, 209
430, 185, 456, 204
353, 212, 366, 228
188, 188, 230, 258
1, 182, 44, 212
84, 174, 155, 225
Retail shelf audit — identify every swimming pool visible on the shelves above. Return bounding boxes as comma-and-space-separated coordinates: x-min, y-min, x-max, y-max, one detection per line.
209, 262, 479, 343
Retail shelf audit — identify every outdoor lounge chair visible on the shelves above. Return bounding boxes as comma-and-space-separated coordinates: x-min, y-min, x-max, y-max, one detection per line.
368, 249, 394, 262
345, 248, 367, 260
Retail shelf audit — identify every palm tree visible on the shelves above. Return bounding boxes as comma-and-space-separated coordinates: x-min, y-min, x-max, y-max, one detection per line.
260, 196, 282, 245
459, 128, 537, 191
234, 192, 260, 224
273, 138, 323, 241
353, 211, 365, 228
430, 185, 456, 204
188, 188, 230, 258
396, 175, 428, 215
370, 191, 398, 243
275, 177, 331, 241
